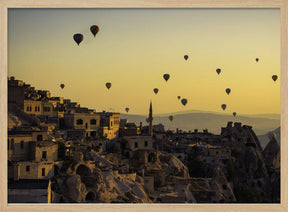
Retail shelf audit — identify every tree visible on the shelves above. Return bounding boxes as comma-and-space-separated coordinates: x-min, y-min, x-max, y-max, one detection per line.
187, 156, 205, 178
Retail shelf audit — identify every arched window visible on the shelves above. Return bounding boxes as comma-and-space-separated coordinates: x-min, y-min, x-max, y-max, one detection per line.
38, 106, 40, 111
90, 119, 97, 125
35, 106, 37, 112
76, 119, 83, 125
86, 191, 96, 201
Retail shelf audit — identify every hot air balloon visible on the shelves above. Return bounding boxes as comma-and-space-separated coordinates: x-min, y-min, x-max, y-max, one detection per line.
226, 88, 231, 95
256, 58, 259, 62
169, 115, 174, 121
153, 88, 159, 95
184, 55, 188, 61
181, 98, 187, 106
125, 107, 129, 113
216, 68, 221, 75
146, 118, 149, 123
221, 104, 226, 111
90, 25, 99, 37
163, 74, 170, 82
272, 75, 278, 82
177, 96, 181, 100
60, 84, 65, 89
73, 33, 83, 46
106, 82, 112, 90
233, 112, 237, 117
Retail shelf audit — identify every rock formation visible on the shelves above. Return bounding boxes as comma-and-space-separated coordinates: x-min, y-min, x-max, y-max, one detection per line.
262, 133, 280, 169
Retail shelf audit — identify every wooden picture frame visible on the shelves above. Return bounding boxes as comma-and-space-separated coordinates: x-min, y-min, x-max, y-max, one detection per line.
0, 0, 287, 211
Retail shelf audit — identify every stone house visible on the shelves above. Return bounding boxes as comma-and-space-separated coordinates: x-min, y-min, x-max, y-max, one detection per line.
97, 112, 120, 140
64, 112, 101, 139
8, 129, 58, 181
123, 136, 154, 153
10, 161, 55, 180
24, 99, 42, 115
8, 129, 48, 161
119, 122, 141, 136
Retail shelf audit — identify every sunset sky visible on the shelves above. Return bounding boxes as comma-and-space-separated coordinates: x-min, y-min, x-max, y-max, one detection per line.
8, 9, 280, 115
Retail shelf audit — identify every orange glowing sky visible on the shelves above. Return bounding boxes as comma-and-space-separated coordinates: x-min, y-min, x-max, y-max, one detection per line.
8, 9, 280, 115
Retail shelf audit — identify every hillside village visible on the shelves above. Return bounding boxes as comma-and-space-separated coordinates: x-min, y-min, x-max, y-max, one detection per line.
8, 77, 280, 203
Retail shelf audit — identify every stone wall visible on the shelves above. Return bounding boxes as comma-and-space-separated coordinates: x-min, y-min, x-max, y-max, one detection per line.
11, 161, 55, 180
8, 135, 33, 161
34, 143, 58, 162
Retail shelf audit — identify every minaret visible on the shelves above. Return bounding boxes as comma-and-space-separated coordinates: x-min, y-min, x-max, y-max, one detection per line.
148, 101, 153, 136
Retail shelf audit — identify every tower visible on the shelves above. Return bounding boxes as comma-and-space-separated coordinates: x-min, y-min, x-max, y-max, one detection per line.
148, 101, 153, 136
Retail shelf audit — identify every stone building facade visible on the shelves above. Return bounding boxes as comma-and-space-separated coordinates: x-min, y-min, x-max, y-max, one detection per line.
64, 112, 101, 139
98, 112, 120, 140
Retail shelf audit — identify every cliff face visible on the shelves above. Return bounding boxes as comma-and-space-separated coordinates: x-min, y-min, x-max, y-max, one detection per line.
51, 149, 237, 203
212, 167, 236, 202
160, 153, 190, 179
262, 134, 280, 169
52, 157, 152, 203
232, 146, 270, 201
234, 146, 268, 181
46, 120, 281, 203
220, 123, 280, 203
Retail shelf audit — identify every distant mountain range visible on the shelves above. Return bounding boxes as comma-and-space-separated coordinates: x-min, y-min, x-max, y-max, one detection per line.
120, 111, 280, 136
155, 110, 280, 120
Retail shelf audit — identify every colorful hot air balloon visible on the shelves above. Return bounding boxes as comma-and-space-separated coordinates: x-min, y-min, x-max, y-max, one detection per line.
90, 25, 99, 37
125, 107, 129, 113
169, 115, 174, 121
184, 55, 188, 61
216, 68, 221, 75
272, 75, 278, 82
73, 33, 83, 46
233, 112, 237, 117
106, 82, 112, 90
221, 104, 226, 111
177, 96, 181, 100
163, 74, 170, 82
153, 88, 159, 95
226, 88, 231, 95
181, 98, 187, 106
60, 84, 65, 89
